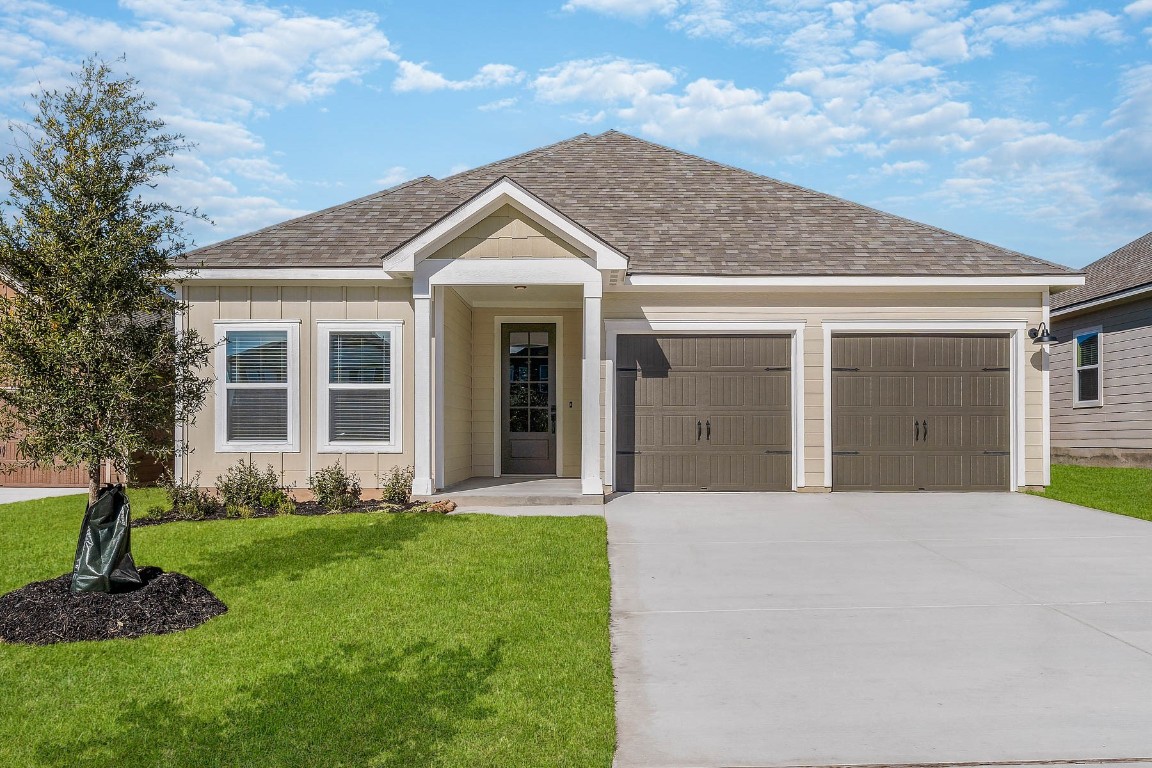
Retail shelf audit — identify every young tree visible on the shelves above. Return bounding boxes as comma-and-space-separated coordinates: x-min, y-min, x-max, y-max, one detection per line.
0, 57, 213, 503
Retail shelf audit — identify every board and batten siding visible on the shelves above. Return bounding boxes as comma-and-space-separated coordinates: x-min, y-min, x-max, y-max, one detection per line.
1051, 294, 1152, 464
183, 284, 415, 490
441, 288, 473, 487
602, 290, 1047, 489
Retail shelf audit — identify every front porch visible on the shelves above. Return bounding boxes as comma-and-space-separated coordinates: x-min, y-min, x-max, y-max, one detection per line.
411, 279, 604, 498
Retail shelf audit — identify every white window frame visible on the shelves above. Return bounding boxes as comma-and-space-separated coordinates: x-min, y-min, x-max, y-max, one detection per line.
1073, 325, 1103, 408
317, 320, 404, 453
214, 320, 301, 453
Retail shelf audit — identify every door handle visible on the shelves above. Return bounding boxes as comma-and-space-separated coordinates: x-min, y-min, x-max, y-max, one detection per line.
914, 420, 920, 442
697, 420, 702, 441
922, 419, 928, 441
706, 419, 711, 441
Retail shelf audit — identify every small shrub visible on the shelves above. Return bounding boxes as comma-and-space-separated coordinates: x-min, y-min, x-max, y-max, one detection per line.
308, 464, 362, 511
274, 494, 296, 516
162, 471, 218, 520
216, 460, 283, 509
377, 465, 415, 506
225, 503, 257, 519
140, 504, 167, 521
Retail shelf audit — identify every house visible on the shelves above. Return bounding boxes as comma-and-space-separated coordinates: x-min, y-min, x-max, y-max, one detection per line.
176, 130, 1082, 497
1050, 232, 1152, 468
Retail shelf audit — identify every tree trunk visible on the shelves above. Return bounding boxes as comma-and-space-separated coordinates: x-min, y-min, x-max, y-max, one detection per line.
88, 462, 102, 505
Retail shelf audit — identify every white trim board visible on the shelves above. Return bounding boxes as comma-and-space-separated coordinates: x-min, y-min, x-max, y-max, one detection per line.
491, 316, 565, 479
213, 320, 302, 454
603, 320, 807, 492
315, 320, 404, 454
181, 268, 399, 282
624, 275, 1083, 290
385, 178, 628, 273
820, 321, 1030, 491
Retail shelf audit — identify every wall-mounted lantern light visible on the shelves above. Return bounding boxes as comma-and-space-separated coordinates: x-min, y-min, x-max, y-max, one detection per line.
1028, 322, 1057, 345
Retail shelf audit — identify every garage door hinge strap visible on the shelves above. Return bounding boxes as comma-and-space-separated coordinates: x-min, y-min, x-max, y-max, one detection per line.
763, 366, 790, 371
982, 367, 1010, 371
832, 367, 860, 372
982, 450, 1010, 455
763, 450, 791, 454
833, 450, 860, 455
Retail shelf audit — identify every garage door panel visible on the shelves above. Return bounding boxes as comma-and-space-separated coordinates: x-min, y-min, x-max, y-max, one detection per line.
835, 376, 872, 408
616, 335, 791, 492
833, 334, 1010, 492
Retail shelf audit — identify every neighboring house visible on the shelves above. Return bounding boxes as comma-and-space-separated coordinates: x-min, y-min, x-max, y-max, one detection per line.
1050, 232, 1152, 468
177, 130, 1081, 496
0, 283, 172, 488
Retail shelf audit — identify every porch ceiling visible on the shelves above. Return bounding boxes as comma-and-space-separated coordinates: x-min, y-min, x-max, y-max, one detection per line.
452, 283, 583, 307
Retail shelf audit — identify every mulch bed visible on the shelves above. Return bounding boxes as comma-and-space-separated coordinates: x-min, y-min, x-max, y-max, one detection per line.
0, 567, 227, 645
135, 499, 454, 527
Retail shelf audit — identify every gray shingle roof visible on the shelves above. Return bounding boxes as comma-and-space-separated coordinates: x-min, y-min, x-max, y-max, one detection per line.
1051, 231, 1152, 311
185, 130, 1075, 277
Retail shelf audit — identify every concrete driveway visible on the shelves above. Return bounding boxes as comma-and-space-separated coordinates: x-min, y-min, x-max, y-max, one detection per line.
607, 493, 1152, 768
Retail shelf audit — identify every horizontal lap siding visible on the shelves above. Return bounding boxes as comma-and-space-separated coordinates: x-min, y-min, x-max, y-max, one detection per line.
1051, 296, 1152, 451
604, 291, 1045, 488
184, 284, 415, 489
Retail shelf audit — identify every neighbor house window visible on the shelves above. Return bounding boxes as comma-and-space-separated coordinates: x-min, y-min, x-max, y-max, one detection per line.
1073, 326, 1103, 407
215, 321, 300, 452
317, 321, 402, 452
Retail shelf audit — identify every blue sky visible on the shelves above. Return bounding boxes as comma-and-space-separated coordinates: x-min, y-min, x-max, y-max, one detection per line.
1, 0, 1150, 268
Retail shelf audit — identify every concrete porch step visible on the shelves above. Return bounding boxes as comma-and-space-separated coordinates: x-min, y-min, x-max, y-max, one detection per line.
418, 477, 603, 506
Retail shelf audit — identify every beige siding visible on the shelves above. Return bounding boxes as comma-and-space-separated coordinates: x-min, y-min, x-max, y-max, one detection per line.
183, 284, 414, 490
1051, 296, 1152, 455
435, 204, 585, 260
471, 307, 583, 478
603, 290, 1046, 489
441, 289, 473, 486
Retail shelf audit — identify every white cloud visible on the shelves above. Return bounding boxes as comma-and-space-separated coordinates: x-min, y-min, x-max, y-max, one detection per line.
479, 97, 518, 111
562, 0, 679, 18
0, 0, 398, 242
392, 61, 523, 93
533, 58, 677, 103
1127, 0, 1152, 17
880, 160, 929, 175
374, 166, 409, 188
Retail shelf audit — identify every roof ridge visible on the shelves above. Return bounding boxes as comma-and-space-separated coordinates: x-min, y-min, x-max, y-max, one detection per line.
182, 175, 438, 259
596, 130, 1076, 275
439, 133, 593, 189
1082, 230, 1152, 271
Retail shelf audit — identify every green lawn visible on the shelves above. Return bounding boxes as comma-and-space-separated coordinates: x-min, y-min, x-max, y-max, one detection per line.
0, 491, 615, 767
1029, 464, 1152, 522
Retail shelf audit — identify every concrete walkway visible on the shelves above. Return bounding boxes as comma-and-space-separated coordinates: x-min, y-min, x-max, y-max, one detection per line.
0, 487, 85, 504
607, 492, 1152, 768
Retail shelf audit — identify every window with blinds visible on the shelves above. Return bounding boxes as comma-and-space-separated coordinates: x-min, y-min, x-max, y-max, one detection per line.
1074, 327, 1102, 407
216, 322, 299, 452
318, 323, 401, 451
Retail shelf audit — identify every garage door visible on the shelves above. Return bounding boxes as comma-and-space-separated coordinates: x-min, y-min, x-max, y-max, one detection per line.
615, 335, 791, 492
832, 334, 1011, 491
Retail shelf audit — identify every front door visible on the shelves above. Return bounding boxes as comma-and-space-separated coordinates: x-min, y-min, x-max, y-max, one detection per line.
502, 324, 557, 475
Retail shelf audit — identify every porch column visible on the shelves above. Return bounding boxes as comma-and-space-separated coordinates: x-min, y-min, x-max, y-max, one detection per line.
413, 293, 434, 496
581, 287, 603, 495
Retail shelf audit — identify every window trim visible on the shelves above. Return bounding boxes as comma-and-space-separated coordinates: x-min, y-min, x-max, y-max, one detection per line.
1072, 325, 1103, 408
214, 320, 301, 453
317, 320, 404, 453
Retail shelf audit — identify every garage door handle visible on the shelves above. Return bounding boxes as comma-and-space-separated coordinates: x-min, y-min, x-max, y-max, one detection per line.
922, 419, 928, 441
697, 420, 702, 441
706, 419, 711, 440
915, 420, 920, 442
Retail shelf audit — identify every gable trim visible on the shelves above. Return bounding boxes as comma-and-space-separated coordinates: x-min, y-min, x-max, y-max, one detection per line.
1051, 282, 1152, 317
383, 177, 628, 274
